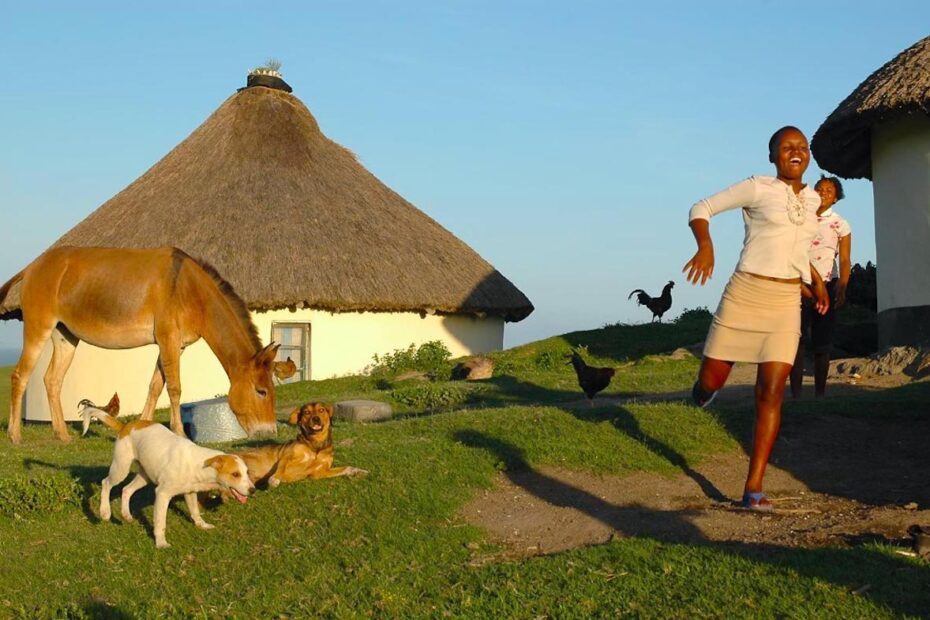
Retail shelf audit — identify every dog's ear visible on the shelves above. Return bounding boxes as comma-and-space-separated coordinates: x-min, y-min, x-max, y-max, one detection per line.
204, 455, 224, 471
288, 407, 302, 426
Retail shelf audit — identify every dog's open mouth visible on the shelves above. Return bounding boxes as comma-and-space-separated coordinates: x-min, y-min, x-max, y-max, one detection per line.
230, 488, 249, 504
311, 424, 324, 432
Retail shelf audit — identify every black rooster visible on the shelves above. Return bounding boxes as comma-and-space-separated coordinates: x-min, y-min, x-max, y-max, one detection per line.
566, 350, 616, 405
628, 280, 675, 322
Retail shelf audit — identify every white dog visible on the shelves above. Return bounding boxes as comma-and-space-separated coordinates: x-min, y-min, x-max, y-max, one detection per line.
82, 404, 255, 548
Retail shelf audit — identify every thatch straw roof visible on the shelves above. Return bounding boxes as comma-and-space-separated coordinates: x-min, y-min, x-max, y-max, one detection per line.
1, 78, 533, 322
812, 34, 930, 180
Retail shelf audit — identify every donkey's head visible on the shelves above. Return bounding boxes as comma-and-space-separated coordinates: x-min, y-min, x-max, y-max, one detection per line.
228, 343, 280, 436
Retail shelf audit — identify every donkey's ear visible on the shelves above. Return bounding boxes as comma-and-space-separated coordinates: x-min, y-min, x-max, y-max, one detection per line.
254, 343, 280, 368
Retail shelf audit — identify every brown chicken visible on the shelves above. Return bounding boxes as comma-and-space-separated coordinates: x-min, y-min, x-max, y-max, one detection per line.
78, 392, 120, 436
567, 351, 616, 405
273, 357, 298, 384
628, 280, 675, 322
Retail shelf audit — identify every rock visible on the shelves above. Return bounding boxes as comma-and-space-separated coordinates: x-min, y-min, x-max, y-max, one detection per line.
452, 357, 494, 381
334, 399, 392, 422
668, 347, 697, 361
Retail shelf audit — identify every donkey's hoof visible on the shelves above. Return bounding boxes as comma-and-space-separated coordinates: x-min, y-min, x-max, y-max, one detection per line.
54, 432, 73, 444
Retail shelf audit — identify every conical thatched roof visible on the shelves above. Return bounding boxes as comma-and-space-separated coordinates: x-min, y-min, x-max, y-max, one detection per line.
812, 34, 930, 180
1, 77, 533, 322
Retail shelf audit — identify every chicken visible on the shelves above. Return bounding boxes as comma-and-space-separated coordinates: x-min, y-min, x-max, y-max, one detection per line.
628, 280, 675, 322
78, 392, 120, 436
273, 357, 298, 384
566, 350, 616, 405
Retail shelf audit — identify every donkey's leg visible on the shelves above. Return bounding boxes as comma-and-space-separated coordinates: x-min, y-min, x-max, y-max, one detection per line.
44, 325, 79, 442
139, 358, 166, 421
156, 335, 184, 436
9, 321, 56, 444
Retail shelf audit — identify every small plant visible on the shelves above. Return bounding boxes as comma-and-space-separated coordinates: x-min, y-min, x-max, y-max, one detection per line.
0, 473, 82, 517
250, 58, 283, 76
369, 341, 452, 381
534, 351, 558, 370
390, 383, 474, 412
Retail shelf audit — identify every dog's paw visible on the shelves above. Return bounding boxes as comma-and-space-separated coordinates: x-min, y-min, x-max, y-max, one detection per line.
348, 467, 369, 476
99, 507, 112, 522
195, 520, 215, 530
121, 512, 134, 524
155, 540, 171, 549
268, 477, 281, 488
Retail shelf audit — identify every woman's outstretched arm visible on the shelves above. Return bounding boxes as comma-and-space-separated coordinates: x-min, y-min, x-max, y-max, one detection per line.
684, 218, 714, 285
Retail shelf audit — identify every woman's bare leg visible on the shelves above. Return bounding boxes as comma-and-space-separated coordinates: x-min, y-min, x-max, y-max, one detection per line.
745, 361, 792, 494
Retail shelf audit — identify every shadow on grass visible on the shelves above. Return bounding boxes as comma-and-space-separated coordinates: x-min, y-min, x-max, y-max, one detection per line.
456, 430, 930, 618
699, 380, 930, 508
454, 430, 706, 539
21, 458, 204, 536
567, 405, 729, 502
23, 458, 110, 524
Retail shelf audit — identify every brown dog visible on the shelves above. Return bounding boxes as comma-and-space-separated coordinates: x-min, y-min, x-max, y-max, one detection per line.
238, 402, 367, 487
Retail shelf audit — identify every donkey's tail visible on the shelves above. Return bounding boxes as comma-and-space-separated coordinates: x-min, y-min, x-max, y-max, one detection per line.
0, 270, 24, 308
79, 399, 124, 436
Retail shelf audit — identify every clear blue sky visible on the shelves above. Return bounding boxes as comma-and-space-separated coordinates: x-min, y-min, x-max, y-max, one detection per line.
1, 2, 927, 352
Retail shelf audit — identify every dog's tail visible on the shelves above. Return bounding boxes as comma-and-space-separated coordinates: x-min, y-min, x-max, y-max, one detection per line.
79, 397, 123, 436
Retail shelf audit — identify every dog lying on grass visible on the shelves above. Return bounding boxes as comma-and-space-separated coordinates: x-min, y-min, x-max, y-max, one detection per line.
81, 402, 255, 549
237, 402, 367, 487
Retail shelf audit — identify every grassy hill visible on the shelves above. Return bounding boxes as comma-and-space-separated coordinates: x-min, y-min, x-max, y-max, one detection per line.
1, 315, 928, 618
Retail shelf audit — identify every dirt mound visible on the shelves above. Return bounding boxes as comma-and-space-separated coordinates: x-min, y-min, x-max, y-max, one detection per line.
831, 346, 930, 380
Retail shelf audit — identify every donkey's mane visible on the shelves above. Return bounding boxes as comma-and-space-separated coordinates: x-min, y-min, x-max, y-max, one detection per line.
173, 248, 263, 352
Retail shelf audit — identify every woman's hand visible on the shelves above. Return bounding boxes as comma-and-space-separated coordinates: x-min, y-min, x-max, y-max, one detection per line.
812, 279, 830, 315
685, 219, 715, 286
683, 245, 714, 285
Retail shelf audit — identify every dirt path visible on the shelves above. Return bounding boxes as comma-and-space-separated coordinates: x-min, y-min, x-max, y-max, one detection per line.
461, 366, 930, 556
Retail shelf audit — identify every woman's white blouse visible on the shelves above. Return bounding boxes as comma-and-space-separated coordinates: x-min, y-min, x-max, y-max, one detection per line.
689, 176, 821, 284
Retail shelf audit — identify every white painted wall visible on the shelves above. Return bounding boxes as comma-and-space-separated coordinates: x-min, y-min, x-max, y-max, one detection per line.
22, 309, 504, 421
872, 115, 930, 313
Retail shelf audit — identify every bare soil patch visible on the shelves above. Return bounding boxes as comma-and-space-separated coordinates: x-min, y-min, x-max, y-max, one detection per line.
462, 368, 930, 557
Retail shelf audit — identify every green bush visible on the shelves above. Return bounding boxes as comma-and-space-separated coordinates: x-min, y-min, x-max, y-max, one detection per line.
390, 383, 474, 412
0, 473, 83, 517
533, 351, 558, 370
674, 306, 713, 325
369, 341, 453, 380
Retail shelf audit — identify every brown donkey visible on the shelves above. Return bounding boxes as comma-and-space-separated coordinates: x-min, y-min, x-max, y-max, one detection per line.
0, 247, 279, 444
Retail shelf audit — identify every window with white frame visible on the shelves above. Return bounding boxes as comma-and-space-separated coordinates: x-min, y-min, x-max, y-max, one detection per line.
271, 322, 310, 383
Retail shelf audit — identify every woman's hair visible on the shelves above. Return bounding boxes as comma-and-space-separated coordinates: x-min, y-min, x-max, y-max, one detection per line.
817, 174, 845, 201
767, 125, 804, 162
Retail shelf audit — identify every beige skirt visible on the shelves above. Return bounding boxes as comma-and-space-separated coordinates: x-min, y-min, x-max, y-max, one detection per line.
703, 272, 801, 364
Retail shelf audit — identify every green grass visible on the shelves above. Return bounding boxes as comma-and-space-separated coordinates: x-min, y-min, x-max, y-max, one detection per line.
1, 318, 929, 619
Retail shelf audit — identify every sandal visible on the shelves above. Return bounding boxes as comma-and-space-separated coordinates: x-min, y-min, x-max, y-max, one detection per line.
739, 491, 774, 512
691, 381, 718, 409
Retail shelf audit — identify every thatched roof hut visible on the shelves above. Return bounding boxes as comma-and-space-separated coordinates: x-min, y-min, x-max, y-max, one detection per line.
1, 74, 533, 322
811, 34, 930, 180
812, 35, 930, 348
